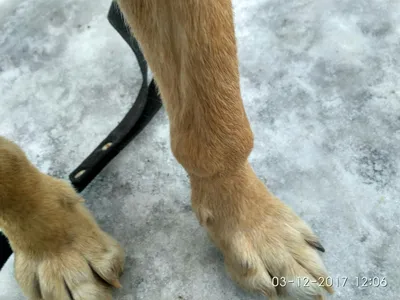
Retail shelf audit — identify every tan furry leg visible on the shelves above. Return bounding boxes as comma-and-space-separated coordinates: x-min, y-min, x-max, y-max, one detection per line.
117, 1, 333, 299
117, 0, 254, 178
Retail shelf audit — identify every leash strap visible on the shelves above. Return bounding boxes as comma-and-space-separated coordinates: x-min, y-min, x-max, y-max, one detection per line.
69, 1, 162, 192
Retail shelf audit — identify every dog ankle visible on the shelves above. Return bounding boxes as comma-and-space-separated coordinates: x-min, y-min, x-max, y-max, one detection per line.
0, 176, 84, 254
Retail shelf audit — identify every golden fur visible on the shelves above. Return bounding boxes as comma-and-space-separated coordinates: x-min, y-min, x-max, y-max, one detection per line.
0, 1, 333, 299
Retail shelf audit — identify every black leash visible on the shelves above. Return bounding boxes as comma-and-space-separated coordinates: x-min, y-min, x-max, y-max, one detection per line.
69, 1, 162, 192
0, 2, 161, 270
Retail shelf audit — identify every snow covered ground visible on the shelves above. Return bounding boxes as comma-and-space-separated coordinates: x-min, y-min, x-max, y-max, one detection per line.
1, 0, 399, 299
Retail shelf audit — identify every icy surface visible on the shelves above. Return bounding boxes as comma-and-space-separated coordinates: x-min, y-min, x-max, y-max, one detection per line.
1, 0, 399, 299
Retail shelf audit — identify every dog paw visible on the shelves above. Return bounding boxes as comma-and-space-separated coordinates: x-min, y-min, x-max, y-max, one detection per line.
191, 164, 333, 299
13, 206, 125, 300
14, 217, 125, 300
0, 136, 125, 299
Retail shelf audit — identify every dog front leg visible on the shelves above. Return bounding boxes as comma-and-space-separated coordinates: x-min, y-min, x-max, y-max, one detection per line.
118, 1, 333, 299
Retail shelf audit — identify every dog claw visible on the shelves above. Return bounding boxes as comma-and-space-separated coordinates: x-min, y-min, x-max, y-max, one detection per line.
307, 240, 325, 253
110, 279, 122, 289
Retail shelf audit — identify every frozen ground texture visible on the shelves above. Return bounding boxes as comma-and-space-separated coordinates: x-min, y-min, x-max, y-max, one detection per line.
0, 0, 399, 299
